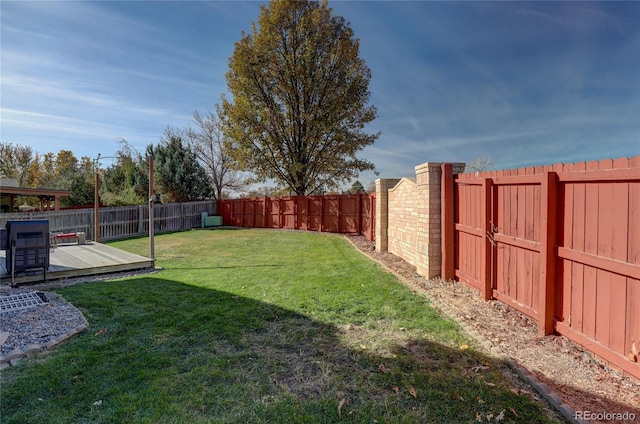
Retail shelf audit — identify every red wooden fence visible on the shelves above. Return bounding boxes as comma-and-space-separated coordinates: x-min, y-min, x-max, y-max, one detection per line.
442, 157, 640, 379
217, 192, 376, 241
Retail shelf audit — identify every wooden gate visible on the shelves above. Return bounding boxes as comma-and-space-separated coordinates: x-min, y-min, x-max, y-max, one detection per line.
441, 159, 640, 379
444, 169, 554, 329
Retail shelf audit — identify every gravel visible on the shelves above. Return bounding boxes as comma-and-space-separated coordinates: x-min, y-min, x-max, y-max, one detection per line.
0, 289, 87, 357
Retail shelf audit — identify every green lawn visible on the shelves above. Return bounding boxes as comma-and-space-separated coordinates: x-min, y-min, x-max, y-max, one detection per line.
1, 229, 561, 423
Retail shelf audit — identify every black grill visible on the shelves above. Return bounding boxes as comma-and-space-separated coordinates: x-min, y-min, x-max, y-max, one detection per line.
5, 220, 50, 285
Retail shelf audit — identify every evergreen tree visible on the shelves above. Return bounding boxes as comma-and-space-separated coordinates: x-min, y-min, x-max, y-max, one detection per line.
148, 128, 212, 203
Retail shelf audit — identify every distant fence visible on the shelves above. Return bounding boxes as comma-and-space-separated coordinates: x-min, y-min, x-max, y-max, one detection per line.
0, 200, 216, 241
217, 193, 376, 241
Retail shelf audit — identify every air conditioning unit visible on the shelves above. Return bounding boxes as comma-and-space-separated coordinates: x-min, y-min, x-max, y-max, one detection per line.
201, 212, 223, 227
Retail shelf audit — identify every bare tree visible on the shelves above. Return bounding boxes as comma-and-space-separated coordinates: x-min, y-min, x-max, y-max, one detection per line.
187, 110, 248, 200
465, 155, 494, 173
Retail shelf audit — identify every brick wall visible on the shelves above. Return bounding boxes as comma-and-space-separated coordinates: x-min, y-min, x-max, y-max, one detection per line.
388, 178, 419, 266
377, 162, 465, 279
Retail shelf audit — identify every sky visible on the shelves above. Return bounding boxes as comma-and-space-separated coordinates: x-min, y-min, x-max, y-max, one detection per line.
1, 0, 639, 189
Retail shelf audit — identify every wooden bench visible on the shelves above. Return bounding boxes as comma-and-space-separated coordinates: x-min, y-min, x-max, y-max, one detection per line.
52, 232, 86, 246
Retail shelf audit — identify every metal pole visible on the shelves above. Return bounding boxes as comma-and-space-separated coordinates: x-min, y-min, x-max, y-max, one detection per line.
94, 172, 100, 242
148, 156, 155, 265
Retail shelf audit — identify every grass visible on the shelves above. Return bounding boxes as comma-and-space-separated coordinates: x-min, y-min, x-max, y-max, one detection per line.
0, 229, 561, 423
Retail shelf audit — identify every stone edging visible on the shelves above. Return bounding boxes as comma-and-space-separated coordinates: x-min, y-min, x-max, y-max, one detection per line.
343, 235, 586, 424
0, 294, 90, 370
0, 323, 88, 369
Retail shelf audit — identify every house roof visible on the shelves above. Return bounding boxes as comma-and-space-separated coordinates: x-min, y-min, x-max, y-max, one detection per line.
0, 186, 71, 199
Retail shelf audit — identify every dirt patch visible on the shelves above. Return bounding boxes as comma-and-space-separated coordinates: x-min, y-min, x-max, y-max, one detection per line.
346, 235, 640, 424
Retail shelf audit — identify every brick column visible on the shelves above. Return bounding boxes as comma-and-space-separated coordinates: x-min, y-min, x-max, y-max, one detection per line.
414, 162, 465, 279
375, 178, 400, 251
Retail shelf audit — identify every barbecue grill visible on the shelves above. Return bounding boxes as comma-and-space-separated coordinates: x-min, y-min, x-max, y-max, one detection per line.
4, 220, 50, 285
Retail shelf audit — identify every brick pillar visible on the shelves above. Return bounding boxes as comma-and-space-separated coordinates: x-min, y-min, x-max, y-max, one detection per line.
375, 178, 400, 251
414, 162, 465, 279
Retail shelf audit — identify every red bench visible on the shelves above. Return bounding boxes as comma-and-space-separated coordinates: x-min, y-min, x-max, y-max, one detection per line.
52, 232, 86, 246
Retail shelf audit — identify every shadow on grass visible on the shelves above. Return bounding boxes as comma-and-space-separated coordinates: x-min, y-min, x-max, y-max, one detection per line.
1, 277, 570, 424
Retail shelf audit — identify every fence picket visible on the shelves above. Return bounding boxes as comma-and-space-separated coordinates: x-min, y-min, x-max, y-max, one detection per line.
0, 200, 216, 241
217, 193, 376, 241
446, 156, 639, 378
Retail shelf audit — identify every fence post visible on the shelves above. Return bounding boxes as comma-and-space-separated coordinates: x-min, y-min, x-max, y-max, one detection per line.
138, 205, 144, 235
356, 190, 362, 235
263, 196, 268, 228
294, 197, 298, 230
539, 171, 558, 335
371, 195, 376, 241
304, 196, 309, 230
320, 196, 324, 232
337, 196, 341, 233
481, 178, 493, 300
441, 164, 455, 280
252, 199, 256, 228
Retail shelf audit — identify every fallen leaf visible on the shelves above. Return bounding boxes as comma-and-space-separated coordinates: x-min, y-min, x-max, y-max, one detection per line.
450, 390, 463, 401
472, 365, 490, 372
94, 328, 107, 336
509, 407, 519, 417
477, 396, 484, 404
409, 387, 417, 398
393, 386, 399, 393
338, 398, 346, 417
486, 413, 493, 421
378, 363, 390, 373
495, 409, 505, 422
475, 412, 483, 422
509, 388, 520, 395
484, 382, 496, 387
460, 344, 469, 350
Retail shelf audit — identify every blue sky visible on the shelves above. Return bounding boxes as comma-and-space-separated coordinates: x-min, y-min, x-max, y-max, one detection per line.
1, 1, 639, 188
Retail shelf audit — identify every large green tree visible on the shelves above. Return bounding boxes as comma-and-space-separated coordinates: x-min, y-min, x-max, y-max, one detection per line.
220, 0, 379, 195
147, 128, 212, 203
0, 142, 37, 186
100, 140, 148, 206
54, 151, 95, 207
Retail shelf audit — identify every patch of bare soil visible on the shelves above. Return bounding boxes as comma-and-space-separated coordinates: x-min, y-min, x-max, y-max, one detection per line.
346, 235, 640, 424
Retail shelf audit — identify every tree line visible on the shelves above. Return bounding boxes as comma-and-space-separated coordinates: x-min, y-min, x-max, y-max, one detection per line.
2, 0, 379, 208
1, 110, 245, 207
